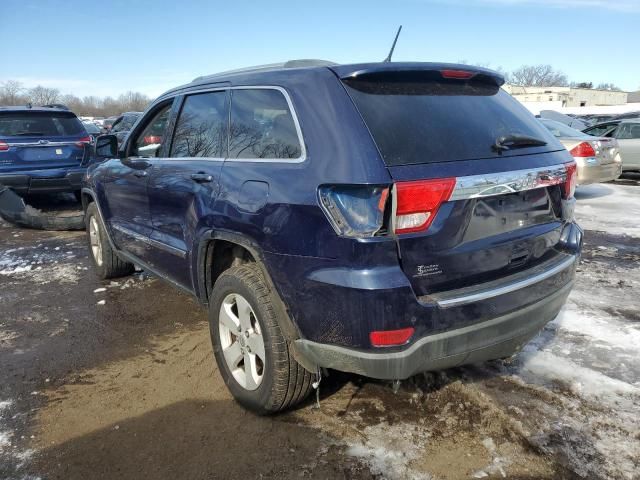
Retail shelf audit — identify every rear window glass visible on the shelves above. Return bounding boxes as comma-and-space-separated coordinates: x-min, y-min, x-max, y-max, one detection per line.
343, 74, 555, 166
229, 89, 302, 159
0, 112, 85, 137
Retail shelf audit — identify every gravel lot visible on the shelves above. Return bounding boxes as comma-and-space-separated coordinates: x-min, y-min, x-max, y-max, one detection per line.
1, 179, 639, 480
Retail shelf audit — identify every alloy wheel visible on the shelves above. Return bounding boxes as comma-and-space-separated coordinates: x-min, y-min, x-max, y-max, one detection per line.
218, 293, 266, 391
89, 216, 103, 267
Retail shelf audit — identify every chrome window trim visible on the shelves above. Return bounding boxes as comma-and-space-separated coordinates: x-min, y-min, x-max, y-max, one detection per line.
159, 85, 306, 164
435, 254, 577, 308
450, 163, 569, 201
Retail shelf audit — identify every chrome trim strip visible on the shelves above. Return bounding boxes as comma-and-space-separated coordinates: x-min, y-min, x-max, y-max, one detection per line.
450, 164, 568, 201
436, 255, 576, 308
111, 224, 187, 258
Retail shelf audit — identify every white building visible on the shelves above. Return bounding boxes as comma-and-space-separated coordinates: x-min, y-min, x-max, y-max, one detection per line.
503, 85, 628, 108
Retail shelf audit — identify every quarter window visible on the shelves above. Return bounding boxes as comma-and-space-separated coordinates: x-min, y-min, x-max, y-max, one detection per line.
131, 104, 172, 157
171, 92, 228, 158
229, 89, 302, 159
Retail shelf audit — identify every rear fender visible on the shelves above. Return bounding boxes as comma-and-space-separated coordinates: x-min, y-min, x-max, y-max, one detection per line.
195, 230, 302, 343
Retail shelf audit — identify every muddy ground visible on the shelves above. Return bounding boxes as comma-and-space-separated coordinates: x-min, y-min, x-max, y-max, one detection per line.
1, 180, 639, 480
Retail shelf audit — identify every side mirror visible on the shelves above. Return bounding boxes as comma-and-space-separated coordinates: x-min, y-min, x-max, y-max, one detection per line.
94, 134, 118, 159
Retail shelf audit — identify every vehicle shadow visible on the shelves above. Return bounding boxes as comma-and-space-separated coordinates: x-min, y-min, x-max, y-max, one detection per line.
32, 399, 369, 480
574, 183, 615, 200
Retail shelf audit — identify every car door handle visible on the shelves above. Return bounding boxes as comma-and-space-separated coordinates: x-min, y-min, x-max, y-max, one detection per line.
191, 173, 213, 183
133, 170, 148, 177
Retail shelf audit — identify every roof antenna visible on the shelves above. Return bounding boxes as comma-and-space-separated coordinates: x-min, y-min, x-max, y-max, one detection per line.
383, 25, 402, 63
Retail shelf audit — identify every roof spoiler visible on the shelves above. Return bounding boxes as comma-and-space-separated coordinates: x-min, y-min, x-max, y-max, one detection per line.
331, 63, 505, 87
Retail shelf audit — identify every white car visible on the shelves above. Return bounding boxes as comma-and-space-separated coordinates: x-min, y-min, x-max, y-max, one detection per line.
584, 119, 640, 173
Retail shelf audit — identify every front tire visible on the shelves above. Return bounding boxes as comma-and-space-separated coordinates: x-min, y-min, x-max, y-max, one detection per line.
209, 263, 313, 414
85, 202, 135, 279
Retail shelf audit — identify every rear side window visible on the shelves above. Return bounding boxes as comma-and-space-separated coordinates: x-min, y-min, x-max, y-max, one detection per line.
585, 123, 617, 137
229, 89, 302, 160
616, 123, 640, 140
0, 112, 85, 137
343, 73, 556, 166
171, 91, 228, 158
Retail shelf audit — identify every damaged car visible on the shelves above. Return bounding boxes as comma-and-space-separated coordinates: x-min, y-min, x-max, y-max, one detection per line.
82, 61, 583, 414
0, 105, 92, 199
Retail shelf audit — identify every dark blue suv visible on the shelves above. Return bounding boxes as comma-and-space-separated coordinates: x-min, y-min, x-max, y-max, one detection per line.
82, 61, 582, 413
0, 106, 91, 196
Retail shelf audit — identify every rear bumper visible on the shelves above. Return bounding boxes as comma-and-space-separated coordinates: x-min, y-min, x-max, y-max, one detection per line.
577, 161, 622, 185
0, 168, 86, 193
294, 279, 573, 379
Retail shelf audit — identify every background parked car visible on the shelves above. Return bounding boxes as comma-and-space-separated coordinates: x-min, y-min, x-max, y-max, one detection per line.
110, 112, 142, 144
102, 116, 118, 132
584, 119, 640, 173
540, 118, 621, 185
611, 111, 640, 121
539, 110, 588, 130
0, 106, 91, 197
82, 121, 102, 142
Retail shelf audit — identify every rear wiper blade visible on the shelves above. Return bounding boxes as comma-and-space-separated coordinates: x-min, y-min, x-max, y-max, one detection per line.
13, 131, 44, 136
492, 134, 547, 152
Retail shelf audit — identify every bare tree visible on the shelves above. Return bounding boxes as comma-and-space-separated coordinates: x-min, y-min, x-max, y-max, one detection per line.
0, 80, 149, 116
0, 80, 26, 105
596, 83, 621, 91
571, 82, 593, 89
28, 85, 61, 105
118, 91, 149, 112
509, 65, 568, 87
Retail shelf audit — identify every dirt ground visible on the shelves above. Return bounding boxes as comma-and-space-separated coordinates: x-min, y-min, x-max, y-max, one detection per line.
1, 180, 639, 480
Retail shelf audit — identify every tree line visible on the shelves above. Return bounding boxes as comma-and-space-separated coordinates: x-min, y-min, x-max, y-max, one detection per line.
0, 65, 624, 117
0, 80, 151, 117
456, 62, 623, 90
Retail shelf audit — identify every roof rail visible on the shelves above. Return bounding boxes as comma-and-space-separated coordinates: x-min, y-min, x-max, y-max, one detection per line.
192, 59, 337, 82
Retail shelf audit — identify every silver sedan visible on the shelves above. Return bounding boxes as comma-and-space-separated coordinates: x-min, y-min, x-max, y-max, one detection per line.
540, 118, 622, 185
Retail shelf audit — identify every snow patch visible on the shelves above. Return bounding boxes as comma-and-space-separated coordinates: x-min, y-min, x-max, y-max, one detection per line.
555, 303, 640, 353
346, 422, 431, 480
520, 349, 639, 401
575, 183, 640, 237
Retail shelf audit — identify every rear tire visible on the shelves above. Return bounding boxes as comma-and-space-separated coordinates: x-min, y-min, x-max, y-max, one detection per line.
209, 263, 313, 414
85, 202, 135, 279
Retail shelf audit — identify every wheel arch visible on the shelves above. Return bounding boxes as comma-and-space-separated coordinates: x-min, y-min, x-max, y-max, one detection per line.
195, 230, 302, 342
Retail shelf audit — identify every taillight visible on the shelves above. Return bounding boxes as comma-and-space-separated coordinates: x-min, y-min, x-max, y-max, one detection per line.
440, 69, 475, 80
370, 327, 415, 347
569, 142, 596, 158
0, 141, 8, 151
318, 185, 390, 238
563, 162, 577, 199
75, 136, 91, 147
393, 178, 456, 234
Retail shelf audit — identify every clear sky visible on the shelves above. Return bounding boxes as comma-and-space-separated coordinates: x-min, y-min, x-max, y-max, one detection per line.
1, 0, 638, 98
